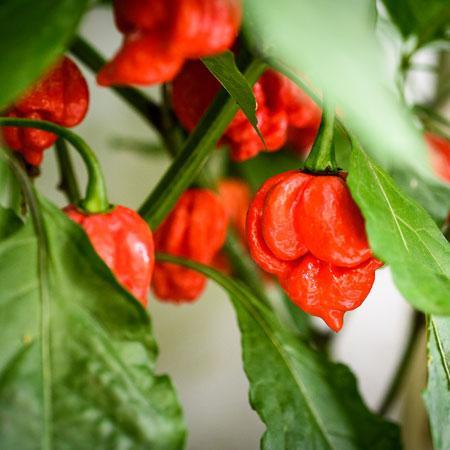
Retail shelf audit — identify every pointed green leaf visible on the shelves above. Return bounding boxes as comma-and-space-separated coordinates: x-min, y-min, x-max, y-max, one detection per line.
0, 198, 186, 450
347, 140, 450, 314
202, 51, 265, 147
156, 253, 402, 450
0, 0, 89, 109
424, 317, 450, 450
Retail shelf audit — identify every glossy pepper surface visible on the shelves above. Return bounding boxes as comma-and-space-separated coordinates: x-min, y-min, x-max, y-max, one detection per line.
172, 62, 321, 161
64, 205, 154, 307
246, 171, 381, 331
3, 57, 89, 166
97, 0, 241, 86
426, 132, 450, 183
153, 188, 228, 302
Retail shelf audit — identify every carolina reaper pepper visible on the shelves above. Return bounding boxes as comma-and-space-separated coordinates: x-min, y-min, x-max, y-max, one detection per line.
246, 170, 381, 331
97, 0, 242, 86
64, 205, 154, 307
425, 132, 450, 183
172, 62, 321, 161
153, 188, 228, 301
2, 57, 89, 166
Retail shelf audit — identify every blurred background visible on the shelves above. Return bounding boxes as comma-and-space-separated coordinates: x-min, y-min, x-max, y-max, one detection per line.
34, 7, 445, 450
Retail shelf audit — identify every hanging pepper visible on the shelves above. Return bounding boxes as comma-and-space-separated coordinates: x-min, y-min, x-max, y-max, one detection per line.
153, 188, 228, 301
425, 132, 450, 183
172, 61, 321, 161
246, 170, 381, 331
2, 57, 89, 166
65, 206, 155, 306
97, 0, 242, 86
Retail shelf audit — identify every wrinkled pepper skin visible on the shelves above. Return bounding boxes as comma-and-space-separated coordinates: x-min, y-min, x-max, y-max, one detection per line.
98, 0, 241, 86
153, 189, 228, 302
425, 132, 450, 183
3, 57, 89, 166
172, 62, 321, 161
246, 171, 381, 332
64, 205, 154, 307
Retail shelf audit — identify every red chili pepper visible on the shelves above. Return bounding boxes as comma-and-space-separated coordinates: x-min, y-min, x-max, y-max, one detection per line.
246, 170, 380, 331
64, 205, 154, 307
425, 132, 450, 183
172, 62, 321, 161
97, 0, 241, 86
152, 188, 228, 302
2, 57, 89, 166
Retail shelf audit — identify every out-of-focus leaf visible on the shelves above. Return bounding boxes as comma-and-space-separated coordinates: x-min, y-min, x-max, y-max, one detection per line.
157, 253, 402, 450
109, 136, 167, 157
243, 0, 431, 178
0, 196, 186, 450
381, 0, 450, 46
0, 0, 89, 109
348, 140, 450, 314
202, 51, 265, 146
424, 317, 450, 450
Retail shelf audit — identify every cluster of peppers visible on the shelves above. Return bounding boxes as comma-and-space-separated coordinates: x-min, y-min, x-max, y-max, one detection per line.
2, 0, 448, 331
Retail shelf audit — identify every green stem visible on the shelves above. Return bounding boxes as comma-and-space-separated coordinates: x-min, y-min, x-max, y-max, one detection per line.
55, 139, 81, 204
304, 100, 337, 173
0, 117, 109, 213
139, 56, 266, 229
70, 36, 163, 131
378, 311, 424, 415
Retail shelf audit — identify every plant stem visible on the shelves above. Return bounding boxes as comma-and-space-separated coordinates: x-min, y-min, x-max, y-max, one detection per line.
139, 56, 266, 229
0, 118, 109, 213
70, 36, 163, 131
304, 100, 337, 173
55, 139, 81, 204
378, 311, 424, 415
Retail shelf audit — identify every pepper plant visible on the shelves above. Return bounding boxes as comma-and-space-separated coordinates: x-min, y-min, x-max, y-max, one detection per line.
0, 1, 449, 449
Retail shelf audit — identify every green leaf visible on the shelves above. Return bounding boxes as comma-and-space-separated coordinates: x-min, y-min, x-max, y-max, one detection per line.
0, 0, 89, 109
156, 253, 402, 450
0, 198, 186, 449
424, 317, 450, 450
347, 140, 450, 314
389, 166, 450, 225
202, 51, 265, 147
381, 0, 450, 46
243, 0, 431, 178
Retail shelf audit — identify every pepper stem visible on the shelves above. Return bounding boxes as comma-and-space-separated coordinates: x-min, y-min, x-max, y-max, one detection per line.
0, 117, 109, 213
304, 99, 338, 173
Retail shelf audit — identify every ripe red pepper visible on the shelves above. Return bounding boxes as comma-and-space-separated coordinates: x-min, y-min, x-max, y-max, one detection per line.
97, 0, 242, 86
246, 171, 381, 331
172, 62, 321, 161
425, 132, 450, 183
2, 57, 89, 166
64, 205, 154, 307
153, 188, 228, 302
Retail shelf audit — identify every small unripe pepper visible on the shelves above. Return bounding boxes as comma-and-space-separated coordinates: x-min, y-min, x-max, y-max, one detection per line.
98, 0, 242, 86
153, 188, 228, 302
425, 132, 450, 183
172, 62, 321, 161
246, 170, 381, 331
64, 205, 155, 306
2, 57, 89, 166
